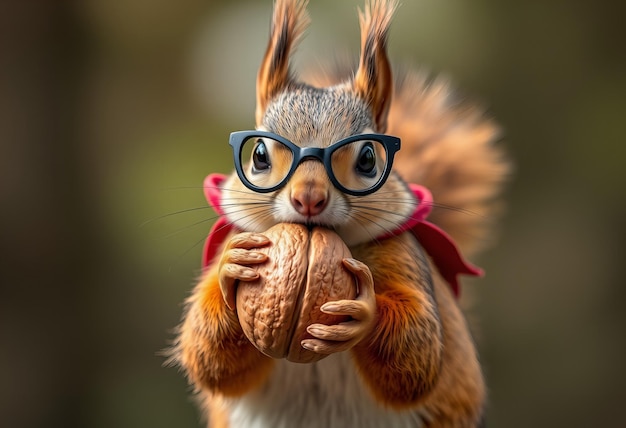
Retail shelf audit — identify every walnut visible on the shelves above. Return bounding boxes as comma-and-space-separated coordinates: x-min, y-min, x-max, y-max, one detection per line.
236, 223, 356, 363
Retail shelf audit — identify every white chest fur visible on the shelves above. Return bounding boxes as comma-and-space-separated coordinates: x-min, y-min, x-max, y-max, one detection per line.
225, 352, 425, 428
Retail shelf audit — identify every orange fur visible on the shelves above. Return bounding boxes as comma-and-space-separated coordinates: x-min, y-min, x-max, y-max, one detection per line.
200, 393, 230, 428
421, 276, 486, 427
351, 232, 443, 408
353, 233, 485, 423
175, 262, 275, 397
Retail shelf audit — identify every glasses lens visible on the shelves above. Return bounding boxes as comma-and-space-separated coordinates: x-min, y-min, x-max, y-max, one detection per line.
330, 139, 388, 193
240, 135, 293, 190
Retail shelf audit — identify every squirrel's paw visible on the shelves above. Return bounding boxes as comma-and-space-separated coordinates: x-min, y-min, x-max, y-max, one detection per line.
218, 232, 270, 310
301, 258, 376, 354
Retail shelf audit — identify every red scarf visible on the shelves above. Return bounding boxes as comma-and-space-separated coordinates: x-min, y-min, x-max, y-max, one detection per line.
201, 174, 482, 297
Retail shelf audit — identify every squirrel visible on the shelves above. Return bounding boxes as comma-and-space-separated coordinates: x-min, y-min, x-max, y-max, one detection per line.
171, 0, 509, 427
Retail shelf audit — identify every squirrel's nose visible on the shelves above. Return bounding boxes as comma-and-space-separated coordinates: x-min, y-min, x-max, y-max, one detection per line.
290, 187, 328, 217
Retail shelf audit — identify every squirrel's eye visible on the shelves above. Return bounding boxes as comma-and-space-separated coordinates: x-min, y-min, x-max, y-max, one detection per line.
355, 142, 376, 176
252, 140, 271, 172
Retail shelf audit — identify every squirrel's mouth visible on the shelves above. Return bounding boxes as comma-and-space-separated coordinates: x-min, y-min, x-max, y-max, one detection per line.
276, 205, 343, 232
301, 220, 335, 232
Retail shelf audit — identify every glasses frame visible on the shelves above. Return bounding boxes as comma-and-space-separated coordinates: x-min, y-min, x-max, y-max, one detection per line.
229, 130, 401, 197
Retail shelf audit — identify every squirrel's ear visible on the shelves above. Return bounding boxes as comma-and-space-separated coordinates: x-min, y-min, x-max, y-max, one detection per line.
353, 0, 397, 133
256, 0, 310, 125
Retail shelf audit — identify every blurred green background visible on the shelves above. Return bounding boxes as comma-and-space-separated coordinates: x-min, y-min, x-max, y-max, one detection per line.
1, 0, 625, 427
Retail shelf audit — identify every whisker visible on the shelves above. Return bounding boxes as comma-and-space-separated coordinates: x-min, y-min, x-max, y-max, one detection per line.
221, 202, 273, 220
206, 185, 275, 197
156, 217, 218, 240
168, 234, 209, 272
157, 185, 210, 191
427, 203, 483, 218
350, 203, 412, 218
355, 196, 483, 218
349, 212, 388, 244
352, 208, 404, 231
237, 206, 278, 231
218, 199, 273, 207
350, 205, 414, 230
140, 206, 213, 227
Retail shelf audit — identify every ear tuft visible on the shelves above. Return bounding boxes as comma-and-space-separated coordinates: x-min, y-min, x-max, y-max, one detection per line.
353, 0, 397, 132
256, 0, 310, 125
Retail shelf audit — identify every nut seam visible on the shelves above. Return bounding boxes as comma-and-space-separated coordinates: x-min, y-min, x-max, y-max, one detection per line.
282, 225, 312, 357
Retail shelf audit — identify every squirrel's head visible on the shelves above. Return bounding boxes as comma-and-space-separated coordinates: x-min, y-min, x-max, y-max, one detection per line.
222, 0, 415, 246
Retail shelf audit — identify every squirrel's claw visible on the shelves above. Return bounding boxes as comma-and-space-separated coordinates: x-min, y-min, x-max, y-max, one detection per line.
301, 257, 377, 354
218, 232, 270, 310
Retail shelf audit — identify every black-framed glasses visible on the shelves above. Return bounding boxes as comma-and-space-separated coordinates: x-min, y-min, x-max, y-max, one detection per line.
229, 130, 401, 196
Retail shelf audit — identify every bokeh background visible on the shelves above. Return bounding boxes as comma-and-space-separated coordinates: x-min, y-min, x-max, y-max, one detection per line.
1, 0, 625, 427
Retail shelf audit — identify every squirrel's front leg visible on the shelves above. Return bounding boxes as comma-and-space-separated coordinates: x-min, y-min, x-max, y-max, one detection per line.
304, 235, 444, 408
352, 235, 444, 408
175, 232, 274, 396
351, 278, 443, 408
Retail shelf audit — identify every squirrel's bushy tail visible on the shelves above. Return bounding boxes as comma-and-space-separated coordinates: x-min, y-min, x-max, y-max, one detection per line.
306, 67, 510, 258
388, 71, 510, 257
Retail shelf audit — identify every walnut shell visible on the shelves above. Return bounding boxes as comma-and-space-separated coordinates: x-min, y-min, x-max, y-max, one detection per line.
236, 223, 356, 363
